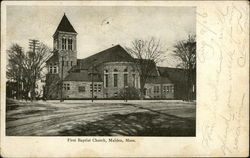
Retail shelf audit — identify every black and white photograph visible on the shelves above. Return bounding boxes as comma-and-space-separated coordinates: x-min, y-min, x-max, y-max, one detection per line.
4, 5, 197, 137
1, 0, 249, 157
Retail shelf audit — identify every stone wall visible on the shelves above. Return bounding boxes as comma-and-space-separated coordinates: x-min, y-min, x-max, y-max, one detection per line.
102, 62, 140, 98
144, 83, 174, 99
63, 81, 103, 99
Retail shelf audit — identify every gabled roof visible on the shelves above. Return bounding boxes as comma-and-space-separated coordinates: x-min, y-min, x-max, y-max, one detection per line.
157, 67, 187, 83
54, 14, 77, 35
46, 50, 59, 63
70, 45, 134, 72
64, 70, 102, 82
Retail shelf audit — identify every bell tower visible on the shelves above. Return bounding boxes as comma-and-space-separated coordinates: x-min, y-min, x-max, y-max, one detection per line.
53, 13, 77, 78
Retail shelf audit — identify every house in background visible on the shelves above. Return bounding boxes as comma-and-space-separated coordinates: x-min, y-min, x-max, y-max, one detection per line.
45, 14, 195, 100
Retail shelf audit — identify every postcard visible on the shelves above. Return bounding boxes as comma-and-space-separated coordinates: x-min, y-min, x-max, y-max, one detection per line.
0, 0, 249, 157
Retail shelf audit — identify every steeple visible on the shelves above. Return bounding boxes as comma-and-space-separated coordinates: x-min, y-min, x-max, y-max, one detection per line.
52, 13, 78, 79
53, 14, 77, 36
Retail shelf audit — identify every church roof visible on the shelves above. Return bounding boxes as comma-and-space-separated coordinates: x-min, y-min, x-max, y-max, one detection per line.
46, 50, 59, 63
70, 45, 134, 72
54, 14, 77, 35
157, 67, 187, 83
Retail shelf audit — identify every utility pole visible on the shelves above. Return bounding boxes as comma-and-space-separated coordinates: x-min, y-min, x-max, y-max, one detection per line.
60, 56, 64, 102
124, 86, 128, 102
29, 39, 40, 101
29, 39, 39, 53
91, 59, 96, 102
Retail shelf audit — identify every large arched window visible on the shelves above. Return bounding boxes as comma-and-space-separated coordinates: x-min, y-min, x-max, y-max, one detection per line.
124, 68, 128, 87
68, 38, 73, 50
62, 37, 67, 50
113, 69, 118, 87
104, 70, 108, 88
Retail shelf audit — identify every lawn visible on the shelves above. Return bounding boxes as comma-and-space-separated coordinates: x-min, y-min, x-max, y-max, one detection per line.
6, 99, 196, 136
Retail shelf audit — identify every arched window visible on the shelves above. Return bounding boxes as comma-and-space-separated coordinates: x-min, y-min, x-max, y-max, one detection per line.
124, 68, 128, 72
114, 74, 118, 87
68, 38, 72, 50
113, 69, 118, 87
62, 37, 67, 50
104, 70, 108, 88
124, 74, 128, 87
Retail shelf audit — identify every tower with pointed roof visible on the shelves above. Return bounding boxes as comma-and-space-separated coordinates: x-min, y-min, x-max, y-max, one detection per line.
53, 13, 78, 79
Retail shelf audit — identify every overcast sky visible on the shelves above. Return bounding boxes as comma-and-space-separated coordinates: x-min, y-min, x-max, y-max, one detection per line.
7, 6, 195, 67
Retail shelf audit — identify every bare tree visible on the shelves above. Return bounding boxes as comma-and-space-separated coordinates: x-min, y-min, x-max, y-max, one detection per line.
7, 44, 25, 100
126, 37, 165, 99
7, 42, 52, 101
25, 43, 51, 101
173, 34, 196, 101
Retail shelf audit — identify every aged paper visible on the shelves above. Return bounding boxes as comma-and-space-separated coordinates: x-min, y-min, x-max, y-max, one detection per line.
0, 1, 249, 157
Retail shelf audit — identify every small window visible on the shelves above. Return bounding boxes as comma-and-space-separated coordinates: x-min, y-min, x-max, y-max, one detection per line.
104, 74, 108, 87
53, 67, 57, 73
98, 84, 102, 92
49, 66, 53, 73
62, 38, 67, 50
132, 74, 136, 87
78, 86, 85, 92
154, 86, 159, 93
171, 86, 174, 93
124, 74, 128, 87
124, 68, 128, 72
94, 84, 97, 92
68, 38, 73, 50
163, 86, 166, 92
114, 74, 118, 87
114, 69, 118, 72
67, 84, 70, 90
90, 84, 93, 92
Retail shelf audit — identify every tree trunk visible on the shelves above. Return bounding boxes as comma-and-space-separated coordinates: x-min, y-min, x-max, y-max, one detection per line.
140, 88, 144, 100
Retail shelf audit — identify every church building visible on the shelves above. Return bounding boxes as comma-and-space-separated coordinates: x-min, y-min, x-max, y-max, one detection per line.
45, 14, 182, 100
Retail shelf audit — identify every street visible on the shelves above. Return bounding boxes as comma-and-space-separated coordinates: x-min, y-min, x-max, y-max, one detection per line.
6, 99, 195, 136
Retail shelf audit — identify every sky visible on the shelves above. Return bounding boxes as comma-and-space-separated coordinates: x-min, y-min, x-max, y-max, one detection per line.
7, 6, 195, 67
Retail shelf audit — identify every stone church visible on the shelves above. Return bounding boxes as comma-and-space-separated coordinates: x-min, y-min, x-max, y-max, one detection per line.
45, 14, 191, 100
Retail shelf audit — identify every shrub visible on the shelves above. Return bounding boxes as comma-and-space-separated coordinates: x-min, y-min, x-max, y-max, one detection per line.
117, 87, 140, 100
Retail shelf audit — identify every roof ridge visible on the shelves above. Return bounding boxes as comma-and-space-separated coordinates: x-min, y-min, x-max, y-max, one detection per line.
80, 44, 122, 60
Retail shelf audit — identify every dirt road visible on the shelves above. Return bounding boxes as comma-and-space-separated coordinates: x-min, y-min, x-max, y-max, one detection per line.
6, 99, 195, 136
